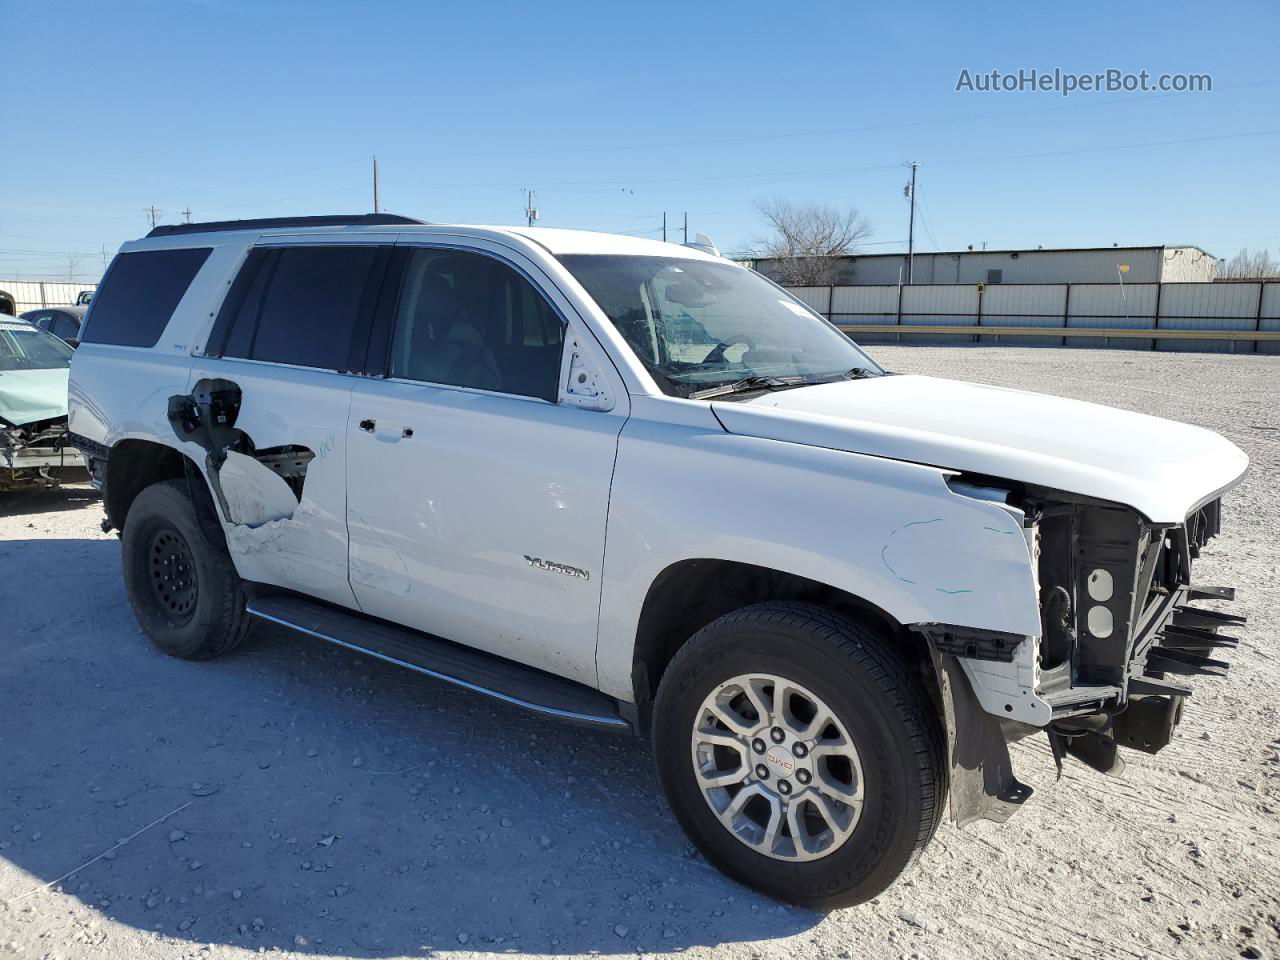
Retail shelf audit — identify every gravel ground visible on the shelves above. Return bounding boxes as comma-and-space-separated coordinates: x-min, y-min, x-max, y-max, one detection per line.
1, 345, 1277, 960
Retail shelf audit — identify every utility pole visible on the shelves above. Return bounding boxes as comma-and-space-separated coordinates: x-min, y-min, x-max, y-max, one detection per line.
682, 212, 688, 245
145, 206, 161, 229
372, 156, 380, 214
181, 207, 193, 223
101, 245, 109, 270
904, 162, 918, 285
662, 212, 667, 243
525, 190, 539, 227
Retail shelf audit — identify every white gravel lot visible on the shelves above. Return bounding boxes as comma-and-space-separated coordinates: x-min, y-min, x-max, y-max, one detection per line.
1, 345, 1277, 960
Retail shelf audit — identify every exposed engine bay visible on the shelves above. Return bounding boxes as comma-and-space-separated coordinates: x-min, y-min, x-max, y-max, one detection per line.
0, 415, 86, 491
1029, 489, 1240, 774
914, 479, 1241, 827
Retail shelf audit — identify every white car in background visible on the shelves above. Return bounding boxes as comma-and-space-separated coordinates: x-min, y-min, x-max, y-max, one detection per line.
67, 214, 1247, 907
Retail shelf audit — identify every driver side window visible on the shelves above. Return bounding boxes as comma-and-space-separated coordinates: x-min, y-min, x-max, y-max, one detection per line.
389, 250, 565, 402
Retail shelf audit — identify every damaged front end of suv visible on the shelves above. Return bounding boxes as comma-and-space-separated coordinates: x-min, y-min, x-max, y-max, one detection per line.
1031, 488, 1239, 770
919, 478, 1243, 825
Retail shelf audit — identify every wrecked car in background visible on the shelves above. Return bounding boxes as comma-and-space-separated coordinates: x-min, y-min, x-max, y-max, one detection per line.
0, 318, 85, 490
67, 214, 1248, 909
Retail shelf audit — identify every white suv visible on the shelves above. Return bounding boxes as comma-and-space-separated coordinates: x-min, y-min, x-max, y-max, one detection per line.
68, 214, 1248, 908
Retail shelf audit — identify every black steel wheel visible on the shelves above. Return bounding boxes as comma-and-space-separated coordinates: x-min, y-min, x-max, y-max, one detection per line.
146, 527, 199, 622
122, 478, 250, 660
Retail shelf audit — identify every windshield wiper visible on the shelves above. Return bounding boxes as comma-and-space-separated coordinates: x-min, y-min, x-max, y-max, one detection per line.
687, 375, 811, 400
688, 367, 881, 400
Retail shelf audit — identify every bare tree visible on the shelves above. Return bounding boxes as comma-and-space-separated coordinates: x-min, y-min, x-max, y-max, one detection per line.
754, 198, 873, 285
65, 253, 85, 283
1218, 247, 1280, 279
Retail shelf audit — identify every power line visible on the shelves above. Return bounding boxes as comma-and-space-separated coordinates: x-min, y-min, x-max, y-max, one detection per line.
0, 232, 122, 245
917, 203, 941, 252
386, 127, 1280, 193
0, 248, 104, 256
29, 113, 1268, 223
376, 79, 1280, 161
5, 78, 1272, 218
4, 124, 1275, 271
915, 188, 942, 252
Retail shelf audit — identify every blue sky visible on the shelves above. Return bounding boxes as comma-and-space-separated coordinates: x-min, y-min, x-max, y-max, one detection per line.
3, 0, 1277, 281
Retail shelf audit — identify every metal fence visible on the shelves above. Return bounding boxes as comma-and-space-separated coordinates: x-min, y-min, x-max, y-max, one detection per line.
0, 280, 96, 315
786, 281, 1280, 354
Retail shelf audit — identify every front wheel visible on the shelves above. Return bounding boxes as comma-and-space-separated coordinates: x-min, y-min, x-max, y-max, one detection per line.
652, 602, 945, 909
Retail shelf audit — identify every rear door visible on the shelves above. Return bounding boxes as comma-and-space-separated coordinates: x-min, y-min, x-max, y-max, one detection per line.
188, 237, 393, 608
345, 240, 628, 687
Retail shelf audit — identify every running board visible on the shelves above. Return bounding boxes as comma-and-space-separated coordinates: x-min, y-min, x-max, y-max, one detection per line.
246, 596, 630, 731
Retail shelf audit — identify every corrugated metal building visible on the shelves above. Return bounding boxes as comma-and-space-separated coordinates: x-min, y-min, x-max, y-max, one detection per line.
750, 244, 1217, 286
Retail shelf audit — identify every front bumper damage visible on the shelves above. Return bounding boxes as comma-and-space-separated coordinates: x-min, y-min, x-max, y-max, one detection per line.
914, 490, 1243, 827
0, 417, 86, 490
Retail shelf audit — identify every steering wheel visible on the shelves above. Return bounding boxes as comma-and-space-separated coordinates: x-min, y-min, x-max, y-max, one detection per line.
702, 334, 757, 365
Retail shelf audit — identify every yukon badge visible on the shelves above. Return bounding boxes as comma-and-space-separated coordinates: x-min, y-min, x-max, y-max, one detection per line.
523, 555, 590, 581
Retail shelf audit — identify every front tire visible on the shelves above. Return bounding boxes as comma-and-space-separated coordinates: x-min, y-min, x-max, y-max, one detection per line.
653, 602, 945, 909
121, 478, 250, 660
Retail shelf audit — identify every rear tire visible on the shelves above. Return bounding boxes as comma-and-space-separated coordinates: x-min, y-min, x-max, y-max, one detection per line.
652, 602, 945, 909
121, 478, 250, 660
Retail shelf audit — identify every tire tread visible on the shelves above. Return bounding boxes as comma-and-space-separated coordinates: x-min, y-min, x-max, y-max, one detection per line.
122, 478, 251, 660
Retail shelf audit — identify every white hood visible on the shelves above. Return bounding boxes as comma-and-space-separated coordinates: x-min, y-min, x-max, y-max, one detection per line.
713, 374, 1248, 524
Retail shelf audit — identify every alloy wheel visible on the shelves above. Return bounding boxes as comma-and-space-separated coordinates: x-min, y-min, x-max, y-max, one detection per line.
690, 673, 864, 861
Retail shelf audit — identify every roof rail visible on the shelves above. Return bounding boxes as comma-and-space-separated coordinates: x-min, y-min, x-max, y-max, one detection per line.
146, 213, 428, 238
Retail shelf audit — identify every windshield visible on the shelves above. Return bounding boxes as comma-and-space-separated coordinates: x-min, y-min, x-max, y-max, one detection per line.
0, 320, 74, 371
558, 254, 881, 397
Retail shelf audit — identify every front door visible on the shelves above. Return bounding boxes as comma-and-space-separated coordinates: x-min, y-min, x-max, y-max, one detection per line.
346, 244, 626, 688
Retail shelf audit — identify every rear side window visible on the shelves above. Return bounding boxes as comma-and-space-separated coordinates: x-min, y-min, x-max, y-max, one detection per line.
81, 248, 211, 347
217, 246, 382, 370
